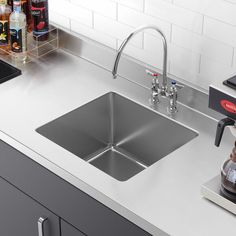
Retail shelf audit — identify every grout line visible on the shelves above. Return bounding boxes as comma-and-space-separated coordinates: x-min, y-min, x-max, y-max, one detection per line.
116, 39, 119, 50
203, 14, 236, 28
92, 11, 95, 28
116, 2, 118, 21
69, 19, 72, 32
172, 1, 236, 27
142, 0, 145, 13
231, 48, 235, 67
142, 32, 144, 49
169, 23, 173, 43
169, 21, 234, 50
224, 0, 236, 5
201, 15, 205, 35
115, 2, 144, 12
198, 55, 202, 74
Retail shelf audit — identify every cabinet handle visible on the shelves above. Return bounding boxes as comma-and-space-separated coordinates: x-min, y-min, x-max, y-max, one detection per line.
38, 217, 48, 236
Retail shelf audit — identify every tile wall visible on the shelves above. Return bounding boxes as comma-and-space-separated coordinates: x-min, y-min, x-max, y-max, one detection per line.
49, 0, 236, 90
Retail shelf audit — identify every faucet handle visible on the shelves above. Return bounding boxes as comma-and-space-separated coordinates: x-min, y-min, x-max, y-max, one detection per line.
146, 69, 159, 78
146, 69, 160, 104
168, 81, 184, 113
146, 69, 159, 89
171, 81, 184, 90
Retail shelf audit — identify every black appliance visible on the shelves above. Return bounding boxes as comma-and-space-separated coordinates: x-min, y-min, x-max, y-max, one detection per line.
209, 77, 236, 202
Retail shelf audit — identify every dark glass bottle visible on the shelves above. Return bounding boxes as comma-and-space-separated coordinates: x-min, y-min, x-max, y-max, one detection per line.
221, 141, 236, 202
7, 0, 12, 7
31, 0, 49, 41
21, 0, 32, 32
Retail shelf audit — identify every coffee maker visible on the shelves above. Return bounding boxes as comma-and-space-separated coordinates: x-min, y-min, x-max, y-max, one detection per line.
209, 75, 236, 202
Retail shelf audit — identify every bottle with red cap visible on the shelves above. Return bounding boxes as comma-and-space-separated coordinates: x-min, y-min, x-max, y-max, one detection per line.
21, 0, 32, 32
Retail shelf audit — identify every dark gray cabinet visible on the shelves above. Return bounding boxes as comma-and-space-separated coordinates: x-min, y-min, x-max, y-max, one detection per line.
0, 140, 151, 236
61, 220, 86, 236
0, 177, 60, 236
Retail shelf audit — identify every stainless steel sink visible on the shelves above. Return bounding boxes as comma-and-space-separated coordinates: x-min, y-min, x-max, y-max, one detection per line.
36, 92, 198, 181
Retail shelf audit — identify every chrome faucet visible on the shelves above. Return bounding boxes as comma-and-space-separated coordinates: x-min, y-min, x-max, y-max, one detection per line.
112, 25, 184, 113
112, 25, 168, 95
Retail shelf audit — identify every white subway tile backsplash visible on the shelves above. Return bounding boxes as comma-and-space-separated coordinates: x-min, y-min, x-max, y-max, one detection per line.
203, 17, 236, 47
94, 14, 143, 48
112, 0, 144, 12
49, 0, 236, 90
49, 0, 93, 27
49, 10, 70, 29
173, 0, 212, 12
70, 0, 117, 20
118, 5, 171, 39
174, 0, 236, 26
145, 0, 203, 33
199, 56, 236, 85
225, 0, 236, 4
117, 39, 165, 70
172, 26, 234, 66
163, 0, 173, 3
143, 33, 166, 69
169, 44, 201, 84
71, 20, 117, 49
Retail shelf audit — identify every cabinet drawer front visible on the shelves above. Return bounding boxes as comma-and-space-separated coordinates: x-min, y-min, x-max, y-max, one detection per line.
0, 176, 60, 236
61, 220, 85, 236
0, 140, 151, 236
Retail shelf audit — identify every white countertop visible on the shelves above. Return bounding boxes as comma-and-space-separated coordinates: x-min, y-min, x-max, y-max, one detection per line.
0, 50, 235, 236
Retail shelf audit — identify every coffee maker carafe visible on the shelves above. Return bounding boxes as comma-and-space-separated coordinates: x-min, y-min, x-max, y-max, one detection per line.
221, 141, 236, 202
209, 76, 236, 202
214, 117, 236, 202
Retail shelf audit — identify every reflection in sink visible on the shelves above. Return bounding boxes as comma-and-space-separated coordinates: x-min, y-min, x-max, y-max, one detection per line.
36, 92, 198, 181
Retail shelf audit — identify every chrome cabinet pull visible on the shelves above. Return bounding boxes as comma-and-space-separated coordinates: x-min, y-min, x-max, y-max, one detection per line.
38, 217, 48, 236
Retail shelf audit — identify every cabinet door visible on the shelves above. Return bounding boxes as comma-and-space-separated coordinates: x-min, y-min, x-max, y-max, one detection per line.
61, 220, 85, 236
0, 140, 153, 236
0, 177, 60, 236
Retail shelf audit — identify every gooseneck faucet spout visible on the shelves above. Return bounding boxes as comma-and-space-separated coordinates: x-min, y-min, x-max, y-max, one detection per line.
112, 25, 168, 93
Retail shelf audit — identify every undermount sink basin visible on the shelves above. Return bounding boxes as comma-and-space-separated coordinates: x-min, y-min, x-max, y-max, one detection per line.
36, 92, 198, 181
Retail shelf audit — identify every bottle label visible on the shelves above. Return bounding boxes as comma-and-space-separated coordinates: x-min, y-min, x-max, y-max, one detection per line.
0, 0, 7, 5
0, 20, 9, 45
10, 28, 23, 52
31, 0, 49, 36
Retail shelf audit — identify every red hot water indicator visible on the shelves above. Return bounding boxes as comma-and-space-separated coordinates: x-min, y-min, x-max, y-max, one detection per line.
220, 100, 236, 114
